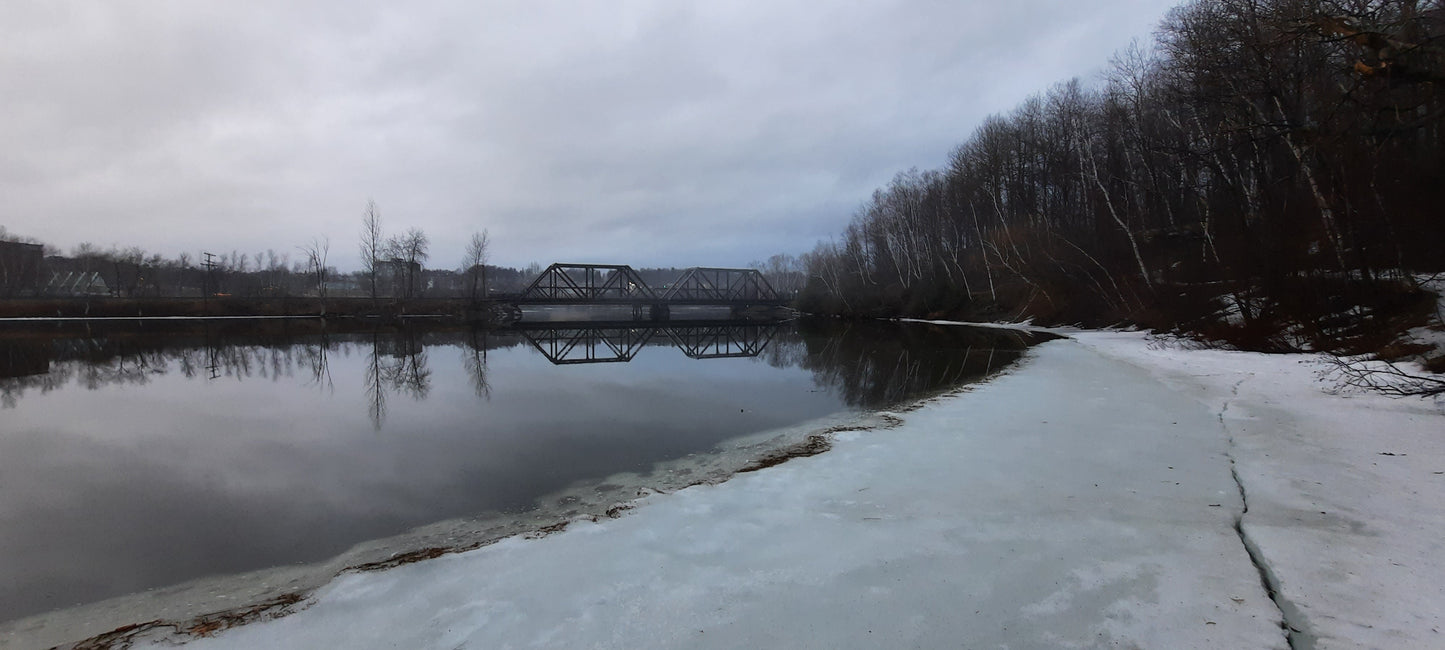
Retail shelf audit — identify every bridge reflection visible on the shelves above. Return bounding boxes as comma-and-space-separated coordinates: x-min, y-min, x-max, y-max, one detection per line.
517, 323, 780, 365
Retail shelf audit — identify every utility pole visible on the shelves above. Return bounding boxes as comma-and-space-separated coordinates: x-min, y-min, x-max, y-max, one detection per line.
202, 252, 217, 293
202, 252, 217, 314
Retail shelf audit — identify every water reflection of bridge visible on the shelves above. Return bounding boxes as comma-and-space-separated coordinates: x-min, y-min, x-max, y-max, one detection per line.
517, 322, 779, 365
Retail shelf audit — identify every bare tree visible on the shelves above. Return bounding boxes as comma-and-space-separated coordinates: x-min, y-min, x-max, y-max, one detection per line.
756, 253, 804, 296
299, 237, 330, 309
359, 200, 384, 302
463, 229, 490, 303
388, 228, 429, 298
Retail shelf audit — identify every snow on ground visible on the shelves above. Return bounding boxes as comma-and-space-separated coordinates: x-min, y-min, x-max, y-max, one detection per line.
144, 338, 1315, 650
1404, 274, 1445, 354
1073, 331, 1445, 649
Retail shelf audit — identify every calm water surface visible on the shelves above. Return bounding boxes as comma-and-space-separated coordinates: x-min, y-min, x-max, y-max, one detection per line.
0, 319, 1049, 622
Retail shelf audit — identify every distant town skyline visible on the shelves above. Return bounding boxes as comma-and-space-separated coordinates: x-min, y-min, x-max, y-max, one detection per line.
2, 0, 1178, 271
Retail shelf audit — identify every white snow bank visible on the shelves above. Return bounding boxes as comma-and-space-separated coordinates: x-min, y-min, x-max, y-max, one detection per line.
1073, 331, 1445, 649
147, 340, 1290, 650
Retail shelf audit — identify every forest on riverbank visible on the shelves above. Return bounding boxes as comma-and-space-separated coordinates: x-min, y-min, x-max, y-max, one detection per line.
797, 0, 1444, 361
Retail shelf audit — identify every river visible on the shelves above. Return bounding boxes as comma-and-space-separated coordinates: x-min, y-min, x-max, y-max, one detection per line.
0, 318, 1050, 626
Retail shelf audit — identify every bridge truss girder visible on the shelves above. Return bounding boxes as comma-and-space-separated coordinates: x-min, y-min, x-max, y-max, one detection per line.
661, 267, 780, 303
520, 264, 659, 303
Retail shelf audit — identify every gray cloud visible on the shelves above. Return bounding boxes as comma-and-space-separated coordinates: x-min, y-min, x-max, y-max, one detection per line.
1, 0, 1178, 270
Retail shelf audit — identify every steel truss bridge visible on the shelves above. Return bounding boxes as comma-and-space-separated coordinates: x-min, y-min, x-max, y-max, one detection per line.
518, 322, 779, 365
513, 264, 787, 320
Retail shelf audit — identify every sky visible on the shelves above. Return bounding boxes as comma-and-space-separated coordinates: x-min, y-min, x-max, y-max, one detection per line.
1, 0, 1180, 271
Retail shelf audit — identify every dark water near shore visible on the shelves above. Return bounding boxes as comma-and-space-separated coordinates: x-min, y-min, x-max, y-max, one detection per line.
0, 319, 1050, 622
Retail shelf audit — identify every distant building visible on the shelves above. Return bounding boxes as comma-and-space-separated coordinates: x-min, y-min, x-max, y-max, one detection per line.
323, 276, 363, 297
378, 258, 422, 298
44, 271, 109, 297
0, 241, 44, 297
423, 269, 466, 297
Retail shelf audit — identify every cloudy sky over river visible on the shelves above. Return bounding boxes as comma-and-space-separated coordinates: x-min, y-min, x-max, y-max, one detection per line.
3, 0, 1176, 269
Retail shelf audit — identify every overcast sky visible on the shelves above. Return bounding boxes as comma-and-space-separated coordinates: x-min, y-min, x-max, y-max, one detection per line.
2, 1, 1179, 271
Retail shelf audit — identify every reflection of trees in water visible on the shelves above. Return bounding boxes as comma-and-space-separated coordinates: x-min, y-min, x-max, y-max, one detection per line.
756, 326, 810, 370
196, 341, 334, 384
365, 328, 517, 429
365, 333, 387, 430
0, 333, 341, 409
301, 334, 334, 392
0, 341, 64, 408
2, 340, 178, 407
0, 322, 1050, 416
375, 332, 430, 400
364, 329, 456, 430
773, 320, 1048, 409
0, 327, 519, 430
462, 329, 491, 400
364, 333, 427, 430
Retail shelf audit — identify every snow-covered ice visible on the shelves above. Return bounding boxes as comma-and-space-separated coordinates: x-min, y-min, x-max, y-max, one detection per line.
39, 330, 1437, 649
1074, 331, 1445, 648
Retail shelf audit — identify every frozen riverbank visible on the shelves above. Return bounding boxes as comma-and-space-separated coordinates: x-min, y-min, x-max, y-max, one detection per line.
40, 330, 1434, 649
1073, 331, 1445, 648
125, 330, 1416, 650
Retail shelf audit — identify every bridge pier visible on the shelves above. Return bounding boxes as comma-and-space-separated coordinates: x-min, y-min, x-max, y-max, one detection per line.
633, 303, 669, 321
731, 303, 795, 320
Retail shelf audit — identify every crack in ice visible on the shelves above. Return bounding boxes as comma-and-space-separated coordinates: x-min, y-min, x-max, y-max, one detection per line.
1219, 374, 1315, 650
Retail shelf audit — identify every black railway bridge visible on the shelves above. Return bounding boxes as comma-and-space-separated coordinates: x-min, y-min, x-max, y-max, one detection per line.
507, 264, 790, 321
